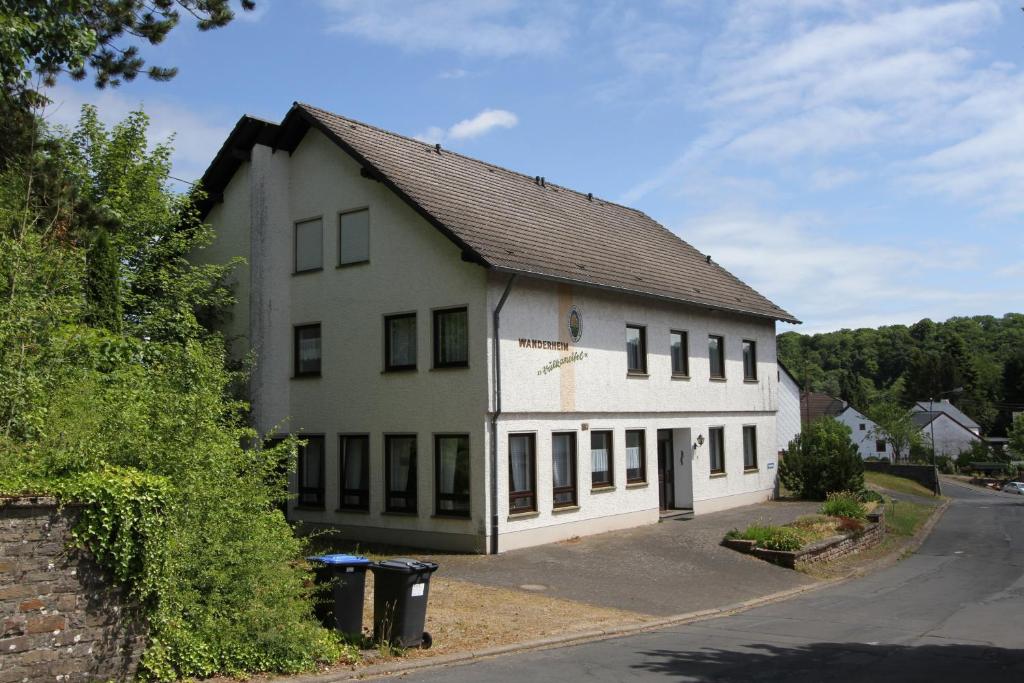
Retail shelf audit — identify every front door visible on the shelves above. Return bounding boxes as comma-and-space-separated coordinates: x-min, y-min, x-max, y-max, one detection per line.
657, 429, 674, 510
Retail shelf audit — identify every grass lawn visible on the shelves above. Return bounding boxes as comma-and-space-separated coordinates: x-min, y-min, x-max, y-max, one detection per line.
865, 471, 941, 499
883, 499, 937, 537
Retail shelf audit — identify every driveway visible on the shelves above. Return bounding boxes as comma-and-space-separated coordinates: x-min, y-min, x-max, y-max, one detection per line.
422, 499, 821, 617
384, 480, 1024, 682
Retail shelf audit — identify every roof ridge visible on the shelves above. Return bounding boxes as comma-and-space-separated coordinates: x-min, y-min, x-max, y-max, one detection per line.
294, 102, 645, 216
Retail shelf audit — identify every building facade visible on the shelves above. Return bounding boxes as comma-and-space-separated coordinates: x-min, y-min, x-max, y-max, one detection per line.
195, 104, 799, 553
835, 406, 894, 461
776, 363, 801, 454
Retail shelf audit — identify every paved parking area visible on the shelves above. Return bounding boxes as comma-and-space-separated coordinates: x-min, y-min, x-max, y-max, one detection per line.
423, 500, 821, 617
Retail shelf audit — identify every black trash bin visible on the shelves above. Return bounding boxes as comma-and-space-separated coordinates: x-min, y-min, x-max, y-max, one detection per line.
371, 558, 439, 648
308, 554, 372, 640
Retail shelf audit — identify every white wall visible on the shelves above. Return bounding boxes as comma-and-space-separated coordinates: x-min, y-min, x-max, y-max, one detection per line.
777, 368, 801, 453
923, 414, 981, 457
835, 408, 894, 461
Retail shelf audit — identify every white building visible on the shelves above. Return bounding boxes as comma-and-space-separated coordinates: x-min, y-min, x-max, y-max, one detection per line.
835, 406, 894, 461
776, 363, 801, 454
911, 400, 982, 458
194, 103, 800, 553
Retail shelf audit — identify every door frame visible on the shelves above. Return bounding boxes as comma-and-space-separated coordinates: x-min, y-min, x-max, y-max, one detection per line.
657, 429, 675, 510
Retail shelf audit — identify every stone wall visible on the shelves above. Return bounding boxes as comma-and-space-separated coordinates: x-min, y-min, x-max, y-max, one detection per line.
863, 462, 940, 495
0, 497, 146, 682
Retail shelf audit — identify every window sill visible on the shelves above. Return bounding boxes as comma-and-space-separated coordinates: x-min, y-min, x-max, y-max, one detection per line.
431, 365, 470, 371
625, 481, 648, 489
292, 373, 321, 380
626, 371, 649, 378
382, 367, 417, 374
292, 267, 323, 276
744, 467, 759, 474
710, 377, 727, 382
431, 513, 471, 520
710, 472, 727, 478
552, 505, 580, 514
507, 510, 539, 521
336, 260, 369, 269
381, 510, 418, 517
590, 485, 616, 493
671, 374, 691, 381
335, 508, 369, 514
744, 378, 759, 384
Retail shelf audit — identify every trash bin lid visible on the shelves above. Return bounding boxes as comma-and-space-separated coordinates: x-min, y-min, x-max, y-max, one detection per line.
306, 554, 372, 566
374, 557, 439, 574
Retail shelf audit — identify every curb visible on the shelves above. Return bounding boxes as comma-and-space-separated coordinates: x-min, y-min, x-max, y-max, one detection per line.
295, 498, 953, 682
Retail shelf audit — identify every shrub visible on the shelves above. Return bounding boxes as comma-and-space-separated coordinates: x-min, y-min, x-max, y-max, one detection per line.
734, 524, 804, 552
779, 418, 864, 500
820, 491, 867, 519
859, 489, 885, 504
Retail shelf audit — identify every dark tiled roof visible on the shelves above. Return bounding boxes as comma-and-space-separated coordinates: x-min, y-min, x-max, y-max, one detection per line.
800, 392, 846, 425
200, 103, 799, 323
911, 411, 940, 429
913, 400, 980, 431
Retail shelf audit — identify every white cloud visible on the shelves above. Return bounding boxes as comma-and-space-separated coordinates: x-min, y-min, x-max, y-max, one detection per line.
810, 167, 864, 190
318, 0, 574, 58
438, 68, 469, 79
41, 84, 231, 184
415, 109, 518, 145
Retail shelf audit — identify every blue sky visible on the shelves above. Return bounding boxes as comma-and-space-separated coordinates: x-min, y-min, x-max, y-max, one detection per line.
45, 0, 1024, 333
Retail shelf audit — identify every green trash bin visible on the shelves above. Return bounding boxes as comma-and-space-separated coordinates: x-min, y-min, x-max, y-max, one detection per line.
308, 554, 372, 640
371, 558, 439, 648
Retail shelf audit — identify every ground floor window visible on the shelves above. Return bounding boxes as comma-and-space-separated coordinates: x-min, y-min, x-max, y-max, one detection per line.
626, 430, 646, 483
435, 434, 470, 516
509, 434, 536, 512
297, 435, 325, 507
385, 435, 417, 513
743, 425, 758, 470
591, 430, 613, 488
876, 439, 886, 453
339, 435, 369, 510
709, 427, 725, 474
552, 432, 577, 507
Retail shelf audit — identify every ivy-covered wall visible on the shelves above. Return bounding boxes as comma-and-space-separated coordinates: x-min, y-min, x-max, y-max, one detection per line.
0, 497, 146, 682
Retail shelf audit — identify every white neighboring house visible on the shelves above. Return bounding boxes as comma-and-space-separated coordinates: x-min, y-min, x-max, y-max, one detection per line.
911, 400, 982, 457
776, 363, 801, 454
835, 406, 893, 461
193, 103, 800, 554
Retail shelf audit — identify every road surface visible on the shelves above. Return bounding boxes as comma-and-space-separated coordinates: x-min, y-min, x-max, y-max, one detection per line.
383, 481, 1024, 682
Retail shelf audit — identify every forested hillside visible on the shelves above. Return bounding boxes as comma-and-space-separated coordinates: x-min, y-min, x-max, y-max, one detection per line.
777, 314, 1024, 436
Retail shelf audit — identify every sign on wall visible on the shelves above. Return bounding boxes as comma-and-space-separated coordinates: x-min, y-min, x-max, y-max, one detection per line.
568, 306, 582, 343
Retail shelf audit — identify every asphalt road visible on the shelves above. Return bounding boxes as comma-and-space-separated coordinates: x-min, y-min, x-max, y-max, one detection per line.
382, 482, 1024, 682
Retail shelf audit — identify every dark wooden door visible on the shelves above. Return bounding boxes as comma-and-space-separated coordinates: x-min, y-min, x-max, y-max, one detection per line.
657, 430, 674, 510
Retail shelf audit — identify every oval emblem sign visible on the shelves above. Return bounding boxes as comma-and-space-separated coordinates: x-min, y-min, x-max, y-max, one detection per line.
568, 306, 582, 343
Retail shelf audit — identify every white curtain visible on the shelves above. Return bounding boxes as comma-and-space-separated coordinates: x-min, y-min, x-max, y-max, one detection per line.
389, 316, 416, 366
439, 309, 468, 364
591, 446, 609, 476
438, 439, 458, 495
343, 438, 365, 488
552, 435, 571, 488
510, 436, 530, 492
299, 331, 320, 367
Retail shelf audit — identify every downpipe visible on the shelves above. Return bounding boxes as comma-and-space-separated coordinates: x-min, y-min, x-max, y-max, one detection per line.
489, 274, 516, 555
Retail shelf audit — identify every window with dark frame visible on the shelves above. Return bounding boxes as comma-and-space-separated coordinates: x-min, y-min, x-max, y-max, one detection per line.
294, 217, 323, 273
876, 439, 887, 453
294, 324, 321, 377
709, 427, 725, 474
859, 423, 866, 431
742, 340, 757, 381
338, 208, 370, 265
709, 335, 725, 379
385, 435, 417, 513
434, 307, 468, 368
671, 330, 689, 376
297, 435, 325, 508
626, 325, 647, 374
625, 429, 646, 483
552, 432, 577, 508
508, 434, 536, 512
435, 434, 470, 516
590, 430, 613, 488
743, 426, 758, 470
338, 435, 369, 511
384, 313, 417, 371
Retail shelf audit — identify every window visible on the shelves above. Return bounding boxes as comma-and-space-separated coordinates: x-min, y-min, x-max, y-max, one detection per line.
626, 325, 647, 374
743, 426, 758, 470
709, 335, 725, 379
294, 324, 321, 377
709, 427, 725, 474
385, 435, 417, 513
552, 433, 577, 508
338, 208, 369, 265
670, 330, 689, 376
876, 439, 887, 453
590, 431, 613, 488
339, 435, 369, 511
435, 435, 470, 516
385, 313, 417, 371
434, 307, 468, 368
508, 434, 536, 513
294, 217, 322, 273
625, 430, 646, 483
297, 435, 325, 508
742, 340, 757, 381
859, 423, 866, 431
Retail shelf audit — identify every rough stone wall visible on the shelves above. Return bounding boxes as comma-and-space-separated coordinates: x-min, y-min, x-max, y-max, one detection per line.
0, 497, 146, 682
795, 521, 884, 569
